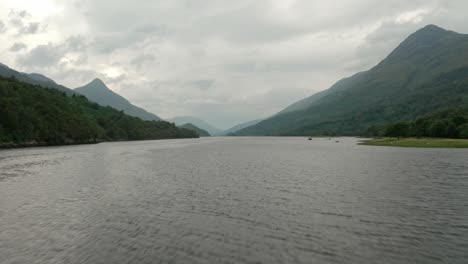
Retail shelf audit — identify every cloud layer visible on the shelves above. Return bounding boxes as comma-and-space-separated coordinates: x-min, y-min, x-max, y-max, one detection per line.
1, 0, 468, 128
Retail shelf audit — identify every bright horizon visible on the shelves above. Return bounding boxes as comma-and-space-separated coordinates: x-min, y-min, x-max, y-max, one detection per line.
1, 0, 468, 129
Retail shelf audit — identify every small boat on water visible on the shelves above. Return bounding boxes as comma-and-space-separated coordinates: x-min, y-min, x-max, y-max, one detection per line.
308, 137, 312, 140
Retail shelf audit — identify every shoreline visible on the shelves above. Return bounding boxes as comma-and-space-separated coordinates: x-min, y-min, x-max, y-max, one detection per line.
0, 137, 199, 150
0, 140, 100, 150
360, 138, 468, 148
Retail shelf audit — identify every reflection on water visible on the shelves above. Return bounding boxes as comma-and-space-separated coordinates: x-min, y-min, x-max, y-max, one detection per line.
1, 137, 468, 263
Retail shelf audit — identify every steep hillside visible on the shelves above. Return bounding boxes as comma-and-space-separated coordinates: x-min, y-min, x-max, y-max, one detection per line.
237, 25, 468, 136
75, 79, 161, 121
0, 76, 197, 147
168, 116, 222, 135
179, 123, 211, 137
219, 119, 263, 136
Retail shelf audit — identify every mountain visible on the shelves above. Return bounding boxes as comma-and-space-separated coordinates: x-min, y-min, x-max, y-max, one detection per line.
27, 73, 57, 84
179, 123, 211, 137
0, 63, 78, 95
168, 116, 222, 135
75, 79, 161, 121
0, 76, 197, 147
218, 119, 263, 136
237, 25, 468, 136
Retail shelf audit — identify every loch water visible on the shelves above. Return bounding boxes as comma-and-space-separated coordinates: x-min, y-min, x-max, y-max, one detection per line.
1, 137, 467, 263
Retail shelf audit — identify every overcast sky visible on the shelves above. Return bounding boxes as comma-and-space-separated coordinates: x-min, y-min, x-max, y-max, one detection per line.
1, 0, 467, 128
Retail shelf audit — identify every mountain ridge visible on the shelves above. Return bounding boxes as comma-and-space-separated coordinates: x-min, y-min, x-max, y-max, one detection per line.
236, 25, 468, 136
75, 79, 161, 121
218, 119, 263, 136
168, 116, 222, 135
0, 63, 79, 95
179, 123, 211, 137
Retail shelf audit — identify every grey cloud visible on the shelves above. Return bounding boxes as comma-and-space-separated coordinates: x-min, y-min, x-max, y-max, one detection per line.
8, 9, 44, 35
0, 20, 5, 33
7, 0, 468, 128
90, 24, 167, 54
57, 69, 99, 86
102, 74, 127, 85
9, 42, 28, 52
16, 43, 65, 67
65, 36, 88, 50
189, 80, 215, 90
9, 9, 31, 18
9, 18, 23, 28
19, 22, 40, 34
16, 36, 88, 68
130, 54, 156, 69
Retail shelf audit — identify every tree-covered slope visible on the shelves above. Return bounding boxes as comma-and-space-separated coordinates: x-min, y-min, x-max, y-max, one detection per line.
179, 123, 211, 137
75, 78, 161, 121
237, 25, 468, 136
0, 76, 197, 147
369, 106, 468, 139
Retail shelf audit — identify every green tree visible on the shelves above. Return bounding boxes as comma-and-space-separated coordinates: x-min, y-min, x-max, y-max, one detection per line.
385, 122, 410, 138
430, 121, 447, 138
446, 122, 459, 138
458, 124, 468, 139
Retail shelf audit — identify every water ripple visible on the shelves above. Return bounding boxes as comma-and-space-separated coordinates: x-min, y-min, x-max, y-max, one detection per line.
1, 137, 468, 263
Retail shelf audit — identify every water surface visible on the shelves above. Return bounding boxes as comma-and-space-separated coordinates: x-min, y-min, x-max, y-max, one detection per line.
1, 137, 467, 263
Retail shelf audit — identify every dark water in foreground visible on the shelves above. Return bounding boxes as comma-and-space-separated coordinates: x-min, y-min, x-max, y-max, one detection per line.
1, 137, 467, 264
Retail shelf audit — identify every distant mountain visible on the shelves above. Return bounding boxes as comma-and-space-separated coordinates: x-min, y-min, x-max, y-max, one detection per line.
27, 73, 57, 84
75, 79, 161, 121
0, 63, 78, 95
179, 123, 211, 137
218, 119, 263, 136
168, 116, 222, 135
237, 25, 468, 136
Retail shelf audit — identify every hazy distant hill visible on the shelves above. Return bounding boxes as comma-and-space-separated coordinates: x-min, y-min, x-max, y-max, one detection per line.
168, 116, 222, 135
0, 63, 78, 95
237, 25, 468, 136
218, 119, 263, 136
75, 79, 161, 121
179, 123, 211, 137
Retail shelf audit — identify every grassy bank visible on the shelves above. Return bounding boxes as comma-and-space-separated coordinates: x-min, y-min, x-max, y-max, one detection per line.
360, 138, 468, 148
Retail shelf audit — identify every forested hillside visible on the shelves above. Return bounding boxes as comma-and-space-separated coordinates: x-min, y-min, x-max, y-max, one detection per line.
236, 25, 468, 136
75, 79, 162, 121
368, 107, 468, 138
0, 76, 197, 147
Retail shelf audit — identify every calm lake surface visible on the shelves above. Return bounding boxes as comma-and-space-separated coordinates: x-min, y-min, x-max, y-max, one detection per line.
1, 137, 467, 264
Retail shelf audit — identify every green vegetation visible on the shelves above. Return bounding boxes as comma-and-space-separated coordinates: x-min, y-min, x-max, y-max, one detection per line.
0, 76, 197, 148
179, 123, 211, 137
362, 106, 468, 148
361, 138, 468, 148
366, 107, 468, 139
236, 25, 468, 136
